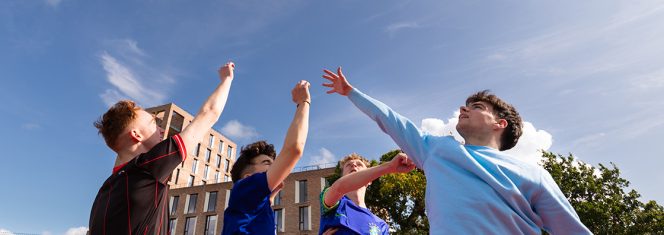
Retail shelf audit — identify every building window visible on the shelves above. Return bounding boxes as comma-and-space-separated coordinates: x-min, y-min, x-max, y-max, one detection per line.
168, 111, 184, 138
170, 196, 179, 215
194, 143, 201, 157
188, 175, 194, 187
204, 215, 217, 235
186, 194, 198, 214
184, 217, 196, 235
218, 140, 224, 153
295, 180, 308, 203
224, 175, 230, 182
208, 134, 215, 148
275, 209, 284, 232
224, 159, 230, 173
192, 160, 198, 174
227, 146, 233, 159
273, 191, 282, 206
174, 169, 180, 185
299, 206, 310, 231
214, 171, 220, 183
205, 149, 211, 162
169, 218, 177, 235
204, 165, 209, 179
216, 154, 222, 168
225, 190, 231, 209
206, 191, 218, 212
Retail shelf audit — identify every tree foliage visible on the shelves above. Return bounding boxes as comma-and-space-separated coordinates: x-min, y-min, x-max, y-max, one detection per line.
541, 151, 664, 234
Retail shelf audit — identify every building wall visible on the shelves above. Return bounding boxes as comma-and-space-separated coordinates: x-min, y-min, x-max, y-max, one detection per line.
168, 167, 336, 235
145, 103, 237, 189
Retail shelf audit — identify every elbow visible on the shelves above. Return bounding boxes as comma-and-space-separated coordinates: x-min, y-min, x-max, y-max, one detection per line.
284, 142, 305, 158
199, 106, 221, 118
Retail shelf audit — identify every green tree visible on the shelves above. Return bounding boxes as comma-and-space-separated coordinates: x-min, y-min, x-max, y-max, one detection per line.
541, 151, 664, 234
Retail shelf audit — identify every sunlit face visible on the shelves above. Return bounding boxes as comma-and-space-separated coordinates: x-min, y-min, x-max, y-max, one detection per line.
456, 101, 502, 139
243, 154, 274, 178
341, 159, 368, 176
134, 109, 165, 149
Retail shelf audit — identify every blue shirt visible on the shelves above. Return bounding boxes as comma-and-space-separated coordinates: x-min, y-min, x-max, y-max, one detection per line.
319, 188, 389, 235
222, 172, 275, 235
348, 88, 592, 235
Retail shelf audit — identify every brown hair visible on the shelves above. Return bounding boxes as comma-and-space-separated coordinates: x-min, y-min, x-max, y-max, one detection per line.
339, 153, 370, 172
93, 100, 141, 151
466, 90, 523, 151
230, 141, 277, 183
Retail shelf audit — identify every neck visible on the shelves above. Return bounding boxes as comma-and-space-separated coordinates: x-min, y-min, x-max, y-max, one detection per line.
114, 144, 149, 167
345, 186, 367, 208
462, 132, 502, 150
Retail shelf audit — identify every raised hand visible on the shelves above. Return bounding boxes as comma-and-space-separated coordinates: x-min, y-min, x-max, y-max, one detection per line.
292, 80, 311, 105
390, 153, 416, 173
218, 62, 235, 81
322, 67, 353, 96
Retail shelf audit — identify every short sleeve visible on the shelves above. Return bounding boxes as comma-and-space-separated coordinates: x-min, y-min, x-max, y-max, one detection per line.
135, 134, 187, 182
320, 187, 340, 215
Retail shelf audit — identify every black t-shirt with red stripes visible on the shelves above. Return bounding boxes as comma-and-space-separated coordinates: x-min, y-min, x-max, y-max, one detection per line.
89, 134, 187, 235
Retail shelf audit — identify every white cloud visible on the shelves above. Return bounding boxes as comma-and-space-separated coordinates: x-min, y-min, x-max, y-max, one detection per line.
21, 123, 41, 130
221, 120, 259, 140
420, 113, 552, 166
306, 148, 337, 166
0, 228, 15, 235
385, 22, 420, 36
45, 0, 62, 7
99, 39, 173, 107
64, 227, 87, 235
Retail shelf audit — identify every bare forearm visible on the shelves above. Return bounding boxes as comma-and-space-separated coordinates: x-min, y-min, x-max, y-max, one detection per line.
181, 79, 232, 151
281, 103, 310, 157
267, 102, 310, 190
332, 163, 390, 195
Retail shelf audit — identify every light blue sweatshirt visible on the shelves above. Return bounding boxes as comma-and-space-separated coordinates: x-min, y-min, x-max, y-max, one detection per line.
348, 88, 592, 234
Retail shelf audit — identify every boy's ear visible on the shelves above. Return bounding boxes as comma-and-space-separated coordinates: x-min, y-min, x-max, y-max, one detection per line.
494, 119, 508, 129
129, 129, 142, 143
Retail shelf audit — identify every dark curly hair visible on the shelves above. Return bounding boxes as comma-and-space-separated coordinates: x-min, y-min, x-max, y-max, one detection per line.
230, 140, 277, 183
465, 90, 523, 151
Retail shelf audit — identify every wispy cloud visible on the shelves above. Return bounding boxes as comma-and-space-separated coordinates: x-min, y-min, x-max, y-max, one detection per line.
64, 227, 87, 235
221, 120, 259, 140
21, 123, 41, 130
0, 228, 15, 235
305, 148, 337, 166
45, 0, 62, 8
420, 113, 553, 165
99, 39, 173, 107
385, 22, 420, 36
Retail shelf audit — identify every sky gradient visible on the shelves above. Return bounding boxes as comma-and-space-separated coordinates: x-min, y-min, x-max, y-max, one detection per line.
1, 0, 663, 234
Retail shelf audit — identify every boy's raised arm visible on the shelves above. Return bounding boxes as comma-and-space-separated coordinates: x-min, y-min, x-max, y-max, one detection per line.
266, 80, 311, 191
180, 62, 236, 152
323, 153, 415, 207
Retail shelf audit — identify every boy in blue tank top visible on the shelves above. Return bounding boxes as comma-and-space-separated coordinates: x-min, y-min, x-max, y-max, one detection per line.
221, 80, 311, 235
320, 153, 415, 235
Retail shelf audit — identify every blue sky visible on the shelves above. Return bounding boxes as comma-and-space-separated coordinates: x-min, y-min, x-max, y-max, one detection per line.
1, 0, 663, 234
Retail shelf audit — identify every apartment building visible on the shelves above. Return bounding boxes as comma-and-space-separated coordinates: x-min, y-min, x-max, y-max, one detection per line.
145, 103, 237, 189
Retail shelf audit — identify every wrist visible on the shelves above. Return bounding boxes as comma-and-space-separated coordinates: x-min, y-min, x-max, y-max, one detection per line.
296, 100, 311, 108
